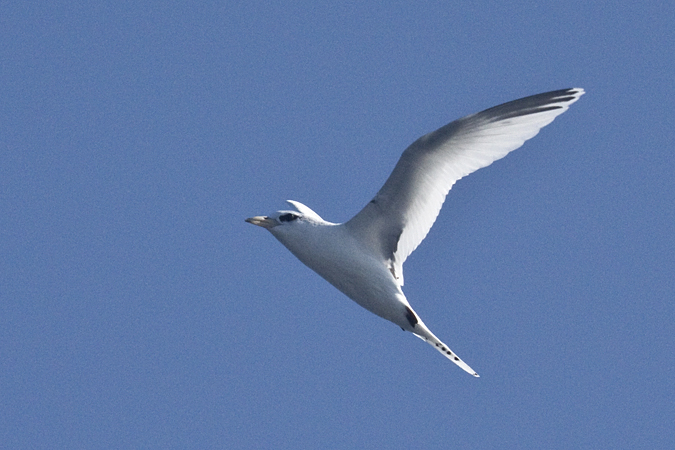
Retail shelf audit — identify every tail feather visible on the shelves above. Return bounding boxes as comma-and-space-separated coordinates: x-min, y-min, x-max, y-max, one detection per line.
402, 306, 479, 377
412, 327, 479, 377
429, 338, 480, 377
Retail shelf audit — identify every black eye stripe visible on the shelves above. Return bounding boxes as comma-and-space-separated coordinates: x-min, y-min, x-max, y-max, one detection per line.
279, 213, 299, 222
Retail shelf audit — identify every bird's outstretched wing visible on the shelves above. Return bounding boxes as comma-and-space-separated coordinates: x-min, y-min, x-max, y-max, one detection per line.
345, 88, 584, 285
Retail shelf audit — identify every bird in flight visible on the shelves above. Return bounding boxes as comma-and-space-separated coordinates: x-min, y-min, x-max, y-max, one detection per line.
246, 88, 584, 377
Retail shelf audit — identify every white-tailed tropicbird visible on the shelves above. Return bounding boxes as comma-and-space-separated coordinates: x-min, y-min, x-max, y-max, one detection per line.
246, 88, 584, 377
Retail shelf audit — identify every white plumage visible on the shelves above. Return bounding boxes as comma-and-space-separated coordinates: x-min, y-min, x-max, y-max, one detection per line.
246, 88, 584, 377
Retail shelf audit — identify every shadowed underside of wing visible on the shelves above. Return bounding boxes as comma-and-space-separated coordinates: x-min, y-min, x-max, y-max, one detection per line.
345, 88, 584, 285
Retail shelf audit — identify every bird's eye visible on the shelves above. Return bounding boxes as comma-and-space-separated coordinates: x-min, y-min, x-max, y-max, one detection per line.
279, 213, 299, 222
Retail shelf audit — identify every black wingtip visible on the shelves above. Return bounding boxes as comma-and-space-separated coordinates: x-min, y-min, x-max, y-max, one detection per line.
479, 87, 585, 122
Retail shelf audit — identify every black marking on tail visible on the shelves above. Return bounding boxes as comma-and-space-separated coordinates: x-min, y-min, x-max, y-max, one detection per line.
437, 344, 461, 361
404, 306, 418, 328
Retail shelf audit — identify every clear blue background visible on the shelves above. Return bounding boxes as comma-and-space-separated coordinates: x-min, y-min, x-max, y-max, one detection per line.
2, 1, 673, 449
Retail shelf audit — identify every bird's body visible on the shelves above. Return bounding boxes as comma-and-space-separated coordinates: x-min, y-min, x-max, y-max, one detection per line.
265, 203, 479, 375
274, 218, 404, 326
247, 88, 585, 377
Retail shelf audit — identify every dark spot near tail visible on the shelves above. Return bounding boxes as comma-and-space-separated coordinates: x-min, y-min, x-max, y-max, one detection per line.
404, 306, 418, 328
454, 357, 460, 361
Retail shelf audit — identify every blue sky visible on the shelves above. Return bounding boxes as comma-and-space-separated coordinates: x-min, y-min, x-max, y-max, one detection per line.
1, 1, 674, 449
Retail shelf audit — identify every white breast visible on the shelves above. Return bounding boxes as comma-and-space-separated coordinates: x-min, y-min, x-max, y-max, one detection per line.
271, 222, 408, 323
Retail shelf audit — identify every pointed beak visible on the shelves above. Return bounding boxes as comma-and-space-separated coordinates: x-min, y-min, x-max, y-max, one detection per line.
245, 216, 278, 229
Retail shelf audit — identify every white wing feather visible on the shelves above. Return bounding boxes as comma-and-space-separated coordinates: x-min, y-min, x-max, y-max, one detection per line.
345, 88, 584, 285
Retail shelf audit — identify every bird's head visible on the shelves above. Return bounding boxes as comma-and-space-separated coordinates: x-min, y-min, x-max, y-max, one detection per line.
245, 200, 326, 232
